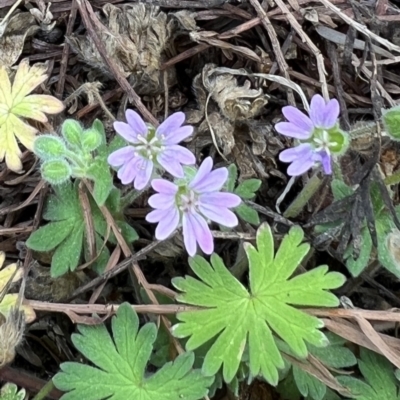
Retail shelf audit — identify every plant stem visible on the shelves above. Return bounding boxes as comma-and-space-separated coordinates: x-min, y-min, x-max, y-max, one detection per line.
32, 379, 55, 400
283, 172, 323, 218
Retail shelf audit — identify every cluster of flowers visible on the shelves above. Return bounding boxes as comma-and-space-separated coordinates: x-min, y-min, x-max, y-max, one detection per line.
108, 111, 241, 256
108, 94, 347, 256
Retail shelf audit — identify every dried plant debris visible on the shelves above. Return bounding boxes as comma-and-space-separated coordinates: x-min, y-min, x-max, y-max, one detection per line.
0, 12, 38, 67
201, 64, 269, 122
67, 4, 196, 95
190, 64, 269, 178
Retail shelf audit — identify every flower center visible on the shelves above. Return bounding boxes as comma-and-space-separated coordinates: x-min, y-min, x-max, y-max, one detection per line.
312, 129, 337, 155
178, 189, 199, 214
134, 130, 165, 160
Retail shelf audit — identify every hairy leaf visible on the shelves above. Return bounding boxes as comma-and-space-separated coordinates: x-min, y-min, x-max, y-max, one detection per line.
172, 223, 345, 385
53, 303, 213, 400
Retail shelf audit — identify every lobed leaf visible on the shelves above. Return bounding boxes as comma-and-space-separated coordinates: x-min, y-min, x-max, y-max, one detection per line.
0, 59, 64, 172
53, 303, 213, 400
172, 223, 345, 385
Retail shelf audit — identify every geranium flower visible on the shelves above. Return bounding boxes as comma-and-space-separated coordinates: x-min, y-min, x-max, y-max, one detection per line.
146, 157, 241, 256
275, 94, 349, 176
108, 110, 195, 190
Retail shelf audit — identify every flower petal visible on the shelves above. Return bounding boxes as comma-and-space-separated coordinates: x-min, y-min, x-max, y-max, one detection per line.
117, 159, 138, 184
151, 179, 178, 195
321, 99, 340, 129
108, 146, 135, 167
125, 109, 148, 135
157, 152, 184, 178
163, 145, 196, 165
157, 112, 185, 136
191, 168, 228, 193
192, 212, 214, 255
309, 94, 326, 127
189, 157, 213, 190
154, 207, 180, 240
318, 151, 332, 174
133, 159, 153, 190
198, 192, 241, 208
287, 156, 316, 176
148, 193, 176, 210
182, 213, 197, 256
199, 203, 239, 227
282, 106, 313, 132
146, 208, 170, 223
113, 121, 139, 143
279, 143, 314, 163
275, 122, 312, 139
162, 126, 193, 145
183, 212, 213, 256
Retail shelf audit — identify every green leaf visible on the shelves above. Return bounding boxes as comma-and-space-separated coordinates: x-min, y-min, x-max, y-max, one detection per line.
92, 119, 107, 155
331, 179, 354, 201
382, 106, 400, 141
0, 383, 26, 400
34, 135, 67, 160
234, 179, 262, 199
51, 222, 84, 277
26, 219, 75, 252
226, 164, 238, 193
338, 349, 400, 400
87, 158, 113, 206
235, 203, 260, 225
62, 119, 83, 148
81, 128, 102, 152
309, 333, 357, 369
53, 303, 213, 400
344, 228, 372, 277
172, 223, 346, 385
43, 183, 82, 221
293, 365, 326, 400
41, 159, 71, 185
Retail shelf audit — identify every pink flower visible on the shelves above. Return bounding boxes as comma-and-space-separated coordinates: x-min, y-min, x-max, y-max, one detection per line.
146, 157, 241, 256
108, 110, 195, 190
275, 94, 346, 176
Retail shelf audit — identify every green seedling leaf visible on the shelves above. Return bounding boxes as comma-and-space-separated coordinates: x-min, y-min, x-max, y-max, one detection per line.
26, 183, 137, 277
235, 203, 260, 225
0, 59, 64, 172
172, 223, 345, 385
81, 128, 102, 152
87, 158, 113, 206
26, 219, 75, 252
41, 159, 71, 185
339, 349, 400, 399
382, 106, 400, 141
53, 303, 213, 400
34, 135, 67, 160
234, 179, 262, 199
0, 383, 26, 400
62, 119, 83, 148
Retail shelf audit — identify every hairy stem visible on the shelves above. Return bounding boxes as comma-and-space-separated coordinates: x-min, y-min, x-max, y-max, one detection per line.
283, 172, 323, 218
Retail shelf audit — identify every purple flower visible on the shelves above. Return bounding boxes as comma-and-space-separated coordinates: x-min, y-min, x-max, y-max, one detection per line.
146, 157, 241, 256
275, 94, 345, 176
108, 110, 196, 190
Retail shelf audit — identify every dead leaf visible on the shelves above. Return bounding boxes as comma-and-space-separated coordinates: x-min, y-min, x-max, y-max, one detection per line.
67, 3, 186, 95
0, 12, 39, 67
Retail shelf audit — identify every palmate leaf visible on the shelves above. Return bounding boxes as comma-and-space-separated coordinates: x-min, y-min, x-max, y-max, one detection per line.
0, 59, 64, 172
172, 223, 345, 385
53, 303, 213, 400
